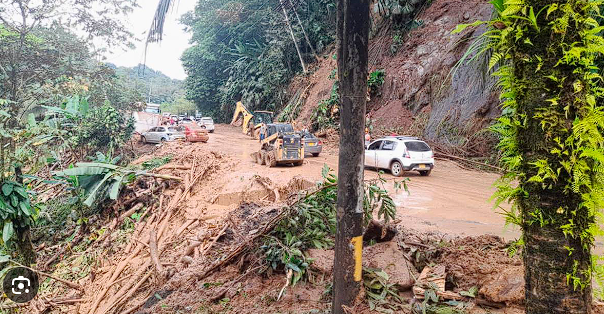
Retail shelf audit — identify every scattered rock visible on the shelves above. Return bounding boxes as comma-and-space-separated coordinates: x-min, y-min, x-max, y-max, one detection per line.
479, 268, 524, 304
364, 241, 418, 290
416, 45, 429, 57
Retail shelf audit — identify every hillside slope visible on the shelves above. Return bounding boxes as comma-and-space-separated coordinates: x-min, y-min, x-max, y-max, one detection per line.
290, 0, 497, 154
107, 63, 185, 104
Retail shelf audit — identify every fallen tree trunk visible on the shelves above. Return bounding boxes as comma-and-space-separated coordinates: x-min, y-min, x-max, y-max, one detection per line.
149, 230, 163, 274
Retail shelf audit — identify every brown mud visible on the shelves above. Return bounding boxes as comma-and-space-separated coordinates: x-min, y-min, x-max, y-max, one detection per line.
25, 125, 535, 314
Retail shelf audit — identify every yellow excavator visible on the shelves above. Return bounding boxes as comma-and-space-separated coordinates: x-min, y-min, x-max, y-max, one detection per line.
230, 101, 274, 139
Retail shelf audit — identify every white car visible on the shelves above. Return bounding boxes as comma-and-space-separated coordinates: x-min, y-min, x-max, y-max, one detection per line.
200, 117, 215, 133
365, 136, 434, 176
141, 126, 185, 144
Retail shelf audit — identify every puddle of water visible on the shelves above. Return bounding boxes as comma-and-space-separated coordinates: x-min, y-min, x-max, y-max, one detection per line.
392, 189, 433, 214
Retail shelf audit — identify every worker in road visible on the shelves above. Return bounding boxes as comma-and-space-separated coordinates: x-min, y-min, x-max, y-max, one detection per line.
364, 128, 371, 147
260, 123, 267, 141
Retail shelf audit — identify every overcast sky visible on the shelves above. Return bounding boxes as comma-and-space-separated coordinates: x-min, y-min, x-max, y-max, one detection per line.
104, 1, 197, 80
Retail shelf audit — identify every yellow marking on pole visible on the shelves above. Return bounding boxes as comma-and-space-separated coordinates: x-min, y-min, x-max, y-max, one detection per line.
351, 235, 363, 281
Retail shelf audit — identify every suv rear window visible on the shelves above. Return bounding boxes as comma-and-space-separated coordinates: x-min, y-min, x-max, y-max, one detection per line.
404, 141, 431, 152
303, 132, 316, 138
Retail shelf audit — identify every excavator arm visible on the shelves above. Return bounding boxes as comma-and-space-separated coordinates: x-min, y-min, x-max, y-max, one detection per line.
231, 101, 254, 135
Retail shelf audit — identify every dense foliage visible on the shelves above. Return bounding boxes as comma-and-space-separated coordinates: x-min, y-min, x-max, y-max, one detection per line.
110, 64, 185, 105
456, 0, 604, 310
160, 97, 198, 115
181, 0, 337, 121
0, 0, 141, 264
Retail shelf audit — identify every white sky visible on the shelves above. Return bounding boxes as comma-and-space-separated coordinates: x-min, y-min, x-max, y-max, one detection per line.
104, 0, 197, 80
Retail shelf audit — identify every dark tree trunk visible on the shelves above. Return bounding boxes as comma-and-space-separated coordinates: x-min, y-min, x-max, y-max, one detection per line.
515, 1, 592, 312
332, 0, 370, 312
14, 167, 36, 265
14, 226, 36, 265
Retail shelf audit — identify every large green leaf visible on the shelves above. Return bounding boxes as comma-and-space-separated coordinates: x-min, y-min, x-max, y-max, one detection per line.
83, 172, 114, 207
75, 162, 120, 170
109, 176, 124, 200
13, 187, 28, 199
19, 202, 31, 217
1, 184, 13, 197
3, 221, 13, 243
56, 166, 108, 177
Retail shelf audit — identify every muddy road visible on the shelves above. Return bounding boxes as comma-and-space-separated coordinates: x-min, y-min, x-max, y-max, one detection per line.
204, 125, 518, 240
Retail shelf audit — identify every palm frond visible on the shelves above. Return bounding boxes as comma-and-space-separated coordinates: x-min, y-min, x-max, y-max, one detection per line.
147, 0, 178, 44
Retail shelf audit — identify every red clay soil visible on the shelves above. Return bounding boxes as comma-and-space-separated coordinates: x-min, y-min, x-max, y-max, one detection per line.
291, 0, 497, 139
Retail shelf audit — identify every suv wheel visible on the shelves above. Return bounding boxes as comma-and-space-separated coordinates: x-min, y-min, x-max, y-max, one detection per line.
141, 136, 147, 144
420, 170, 431, 176
391, 161, 403, 177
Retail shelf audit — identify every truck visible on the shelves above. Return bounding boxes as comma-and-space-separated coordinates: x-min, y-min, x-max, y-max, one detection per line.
251, 123, 304, 167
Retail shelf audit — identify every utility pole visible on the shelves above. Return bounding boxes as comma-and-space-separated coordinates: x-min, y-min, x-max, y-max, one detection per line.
287, 0, 320, 62
279, 0, 307, 73
332, 0, 370, 313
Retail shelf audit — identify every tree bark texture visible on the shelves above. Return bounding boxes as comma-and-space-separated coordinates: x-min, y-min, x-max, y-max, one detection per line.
332, 0, 370, 313
516, 1, 592, 312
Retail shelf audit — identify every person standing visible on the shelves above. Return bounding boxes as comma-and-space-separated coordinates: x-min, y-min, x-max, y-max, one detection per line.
260, 123, 267, 141
364, 128, 371, 147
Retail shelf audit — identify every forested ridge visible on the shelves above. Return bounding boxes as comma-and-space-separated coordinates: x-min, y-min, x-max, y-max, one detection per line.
180, 0, 337, 121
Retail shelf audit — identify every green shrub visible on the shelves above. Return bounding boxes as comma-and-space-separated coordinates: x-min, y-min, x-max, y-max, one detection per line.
367, 70, 386, 95
76, 102, 135, 151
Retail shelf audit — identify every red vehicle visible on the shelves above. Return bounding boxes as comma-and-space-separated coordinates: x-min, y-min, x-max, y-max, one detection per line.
179, 124, 209, 143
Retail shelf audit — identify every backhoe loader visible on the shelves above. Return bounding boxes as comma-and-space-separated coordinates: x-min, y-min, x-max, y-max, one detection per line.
230, 101, 274, 139
251, 123, 304, 167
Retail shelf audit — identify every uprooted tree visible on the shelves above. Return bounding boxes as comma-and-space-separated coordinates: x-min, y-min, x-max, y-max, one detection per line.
457, 0, 604, 312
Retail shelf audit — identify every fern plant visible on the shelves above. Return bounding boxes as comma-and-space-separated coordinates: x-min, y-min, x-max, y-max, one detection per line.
455, 0, 604, 311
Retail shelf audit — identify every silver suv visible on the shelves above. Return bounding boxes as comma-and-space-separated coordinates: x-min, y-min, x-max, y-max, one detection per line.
364, 136, 434, 176
200, 117, 215, 133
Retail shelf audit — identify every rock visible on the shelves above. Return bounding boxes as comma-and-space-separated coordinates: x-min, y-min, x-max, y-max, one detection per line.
181, 256, 194, 264
416, 45, 429, 57
464, 12, 471, 20
364, 241, 418, 290
306, 241, 418, 290
479, 268, 524, 303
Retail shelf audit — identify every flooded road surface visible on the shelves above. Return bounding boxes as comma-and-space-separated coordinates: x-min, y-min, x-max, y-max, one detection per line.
207, 125, 519, 240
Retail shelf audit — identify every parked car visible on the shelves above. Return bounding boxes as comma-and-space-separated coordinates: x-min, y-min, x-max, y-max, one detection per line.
199, 117, 215, 133
180, 117, 194, 124
178, 124, 209, 143
364, 136, 434, 176
141, 126, 185, 144
301, 131, 322, 157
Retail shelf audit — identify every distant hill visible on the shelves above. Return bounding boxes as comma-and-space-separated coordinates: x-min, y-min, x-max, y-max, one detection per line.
106, 63, 185, 105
